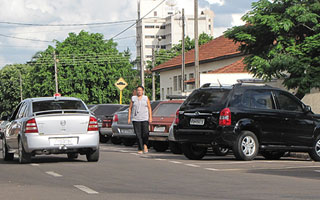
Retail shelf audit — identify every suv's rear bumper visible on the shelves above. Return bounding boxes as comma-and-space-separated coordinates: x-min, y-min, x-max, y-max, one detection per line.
173, 126, 236, 146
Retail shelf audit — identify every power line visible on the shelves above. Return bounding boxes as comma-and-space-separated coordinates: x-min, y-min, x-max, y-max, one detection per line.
110, 0, 167, 40
0, 33, 53, 43
0, 19, 136, 27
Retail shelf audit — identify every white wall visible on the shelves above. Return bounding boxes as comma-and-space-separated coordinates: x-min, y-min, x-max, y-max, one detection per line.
200, 73, 254, 86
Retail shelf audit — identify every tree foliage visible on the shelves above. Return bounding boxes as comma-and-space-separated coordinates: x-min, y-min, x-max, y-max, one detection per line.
225, 0, 320, 99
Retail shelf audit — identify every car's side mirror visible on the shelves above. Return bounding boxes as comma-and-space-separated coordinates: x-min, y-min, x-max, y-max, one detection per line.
304, 105, 312, 113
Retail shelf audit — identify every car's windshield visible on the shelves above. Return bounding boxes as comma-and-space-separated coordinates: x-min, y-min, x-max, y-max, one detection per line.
153, 103, 181, 117
33, 100, 86, 113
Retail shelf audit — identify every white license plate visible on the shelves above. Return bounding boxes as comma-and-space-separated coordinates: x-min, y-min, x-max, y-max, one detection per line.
190, 118, 205, 126
154, 126, 166, 132
121, 129, 134, 134
49, 138, 78, 146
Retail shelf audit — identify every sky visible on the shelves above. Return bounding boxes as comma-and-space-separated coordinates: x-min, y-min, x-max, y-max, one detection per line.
0, 0, 258, 68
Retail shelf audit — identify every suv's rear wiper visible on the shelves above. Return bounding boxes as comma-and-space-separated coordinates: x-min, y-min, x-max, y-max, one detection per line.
188, 102, 203, 106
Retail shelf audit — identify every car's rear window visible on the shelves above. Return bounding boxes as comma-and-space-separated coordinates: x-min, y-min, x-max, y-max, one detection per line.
184, 89, 231, 108
153, 103, 181, 117
33, 100, 86, 112
91, 105, 123, 116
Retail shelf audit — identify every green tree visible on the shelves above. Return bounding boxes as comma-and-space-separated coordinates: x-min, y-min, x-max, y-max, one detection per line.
27, 31, 137, 104
225, 0, 320, 99
0, 64, 31, 116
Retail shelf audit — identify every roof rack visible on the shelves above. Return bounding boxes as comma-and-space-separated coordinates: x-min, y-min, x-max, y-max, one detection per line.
166, 95, 188, 100
236, 78, 276, 87
201, 83, 233, 88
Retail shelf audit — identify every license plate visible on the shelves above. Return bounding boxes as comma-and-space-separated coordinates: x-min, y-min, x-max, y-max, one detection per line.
190, 118, 205, 126
49, 138, 78, 146
121, 129, 134, 134
154, 126, 166, 132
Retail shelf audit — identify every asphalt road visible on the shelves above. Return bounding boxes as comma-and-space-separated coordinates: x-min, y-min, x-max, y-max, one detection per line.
0, 143, 320, 200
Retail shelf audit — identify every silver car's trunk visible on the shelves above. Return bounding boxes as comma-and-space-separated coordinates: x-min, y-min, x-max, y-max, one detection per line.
36, 114, 90, 135
117, 111, 131, 125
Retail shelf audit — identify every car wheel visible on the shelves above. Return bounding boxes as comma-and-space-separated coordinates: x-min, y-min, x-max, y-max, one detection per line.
122, 139, 136, 146
18, 139, 32, 164
67, 153, 79, 160
169, 142, 182, 154
111, 137, 122, 145
2, 139, 14, 161
153, 141, 169, 152
213, 146, 230, 156
233, 131, 259, 161
308, 136, 320, 161
86, 147, 99, 162
99, 134, 109, 143
181, 143, 207, 160
260, 151, 285, 160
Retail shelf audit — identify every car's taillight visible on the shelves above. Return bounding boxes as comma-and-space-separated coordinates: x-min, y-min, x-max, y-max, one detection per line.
174, 109, 180, 124
25, 118, 38, 133
88, 117, 99, 131
219, 108, 231, 126
113, 114, 119, 123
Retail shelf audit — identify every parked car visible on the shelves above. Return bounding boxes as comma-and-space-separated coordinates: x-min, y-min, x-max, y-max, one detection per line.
111, 101, 161, 146
149, 100, 184, 152
90, 104, 128, 144
2, 96, 99, 164
0, 117, 10, 139
174, 83, 320, 161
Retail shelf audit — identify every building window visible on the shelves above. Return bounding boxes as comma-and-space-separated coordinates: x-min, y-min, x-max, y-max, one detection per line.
154, 11, 157, 17
160, 25, 166, 29
178, 75, 182, 91
145, 25, 155, 29
168, 12, 173, 15
189, 73, 194, 79
170, 87, 172, 95
209, 25, 211, 30
161, 45, 166, 49
146, 55, 153, 58
167, 88, 170, 97
161, 88, 164, 100
156, 25, 160, 28
173, 76, 178, 91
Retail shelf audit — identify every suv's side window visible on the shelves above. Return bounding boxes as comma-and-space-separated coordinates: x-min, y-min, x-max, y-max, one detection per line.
230, 89, 275, 110
275, 91, 303, 112
249, 90, 275, 110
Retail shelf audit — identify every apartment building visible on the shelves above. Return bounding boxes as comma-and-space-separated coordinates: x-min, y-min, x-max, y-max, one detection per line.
136, 0, 214, 69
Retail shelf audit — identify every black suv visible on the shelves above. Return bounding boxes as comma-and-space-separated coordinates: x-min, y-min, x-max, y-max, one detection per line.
173, 83, 320, 161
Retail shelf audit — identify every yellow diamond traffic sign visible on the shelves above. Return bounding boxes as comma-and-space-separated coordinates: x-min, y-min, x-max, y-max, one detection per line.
115, 77, 128, 91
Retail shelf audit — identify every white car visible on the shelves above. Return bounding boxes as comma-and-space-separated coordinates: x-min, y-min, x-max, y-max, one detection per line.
2, 96, 99, 164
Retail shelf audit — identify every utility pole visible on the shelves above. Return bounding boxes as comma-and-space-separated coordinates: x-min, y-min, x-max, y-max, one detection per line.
152, 48, 156, 101
53, 51, 59, 94
19, 71, 23, 101
194, 0, 200, 88
182, 8, 186, 93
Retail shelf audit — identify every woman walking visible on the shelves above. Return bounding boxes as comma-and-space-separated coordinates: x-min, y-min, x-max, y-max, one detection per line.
128, 86, 152, 154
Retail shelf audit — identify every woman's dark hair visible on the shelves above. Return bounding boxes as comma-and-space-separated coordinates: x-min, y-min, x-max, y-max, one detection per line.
136, 85, 145, 90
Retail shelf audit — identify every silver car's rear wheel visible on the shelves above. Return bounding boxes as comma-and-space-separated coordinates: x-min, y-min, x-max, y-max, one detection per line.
18, 139, 31, 164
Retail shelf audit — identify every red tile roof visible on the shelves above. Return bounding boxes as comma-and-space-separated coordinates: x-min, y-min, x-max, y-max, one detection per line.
208, 58, 247, 74
152, 35, 241, 72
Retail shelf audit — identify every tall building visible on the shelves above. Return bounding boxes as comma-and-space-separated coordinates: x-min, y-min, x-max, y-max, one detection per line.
136, 0, 214, 69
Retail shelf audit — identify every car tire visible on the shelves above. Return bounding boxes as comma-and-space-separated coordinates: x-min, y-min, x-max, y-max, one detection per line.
153, 141, 169, 152
67, 153, 79, 160
233, 131, 259, 161
308, 136, 320, 161
99, 134, 109, 143
122, 139, 136, 146
169, 142, 182, 154
260, 151, 284, 160
86, 147, 99, 162
18, 139, 32, 164
181, 143, 207, 160
2, 139, 14, 161
213, 146, 230, 156
111, 137, 122, 145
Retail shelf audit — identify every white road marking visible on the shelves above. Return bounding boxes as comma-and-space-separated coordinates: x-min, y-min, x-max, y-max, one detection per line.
74, 185, 99, 194
130, 153, 140, 156
185, 164, 200, 168
190, 160, 313, 165
30, 164, 39, 166
170, 161, 182, 164
205, 168, 219, 171
155, 158, 166, 161
46, 171, 62, 177
314, 170, 320, 173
